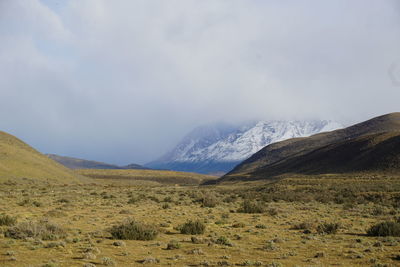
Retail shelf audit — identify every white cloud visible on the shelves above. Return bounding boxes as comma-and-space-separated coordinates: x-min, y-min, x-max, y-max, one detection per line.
0, 0, 399, 164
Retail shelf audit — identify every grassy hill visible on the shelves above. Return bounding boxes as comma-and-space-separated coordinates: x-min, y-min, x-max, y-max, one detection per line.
219, 112, 400, 182
0, 131, 83, 183
47, 154, 148, 170
77, 169, 216, 185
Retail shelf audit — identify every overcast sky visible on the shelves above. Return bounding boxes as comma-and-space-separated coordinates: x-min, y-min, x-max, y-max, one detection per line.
0, 0, 399, 165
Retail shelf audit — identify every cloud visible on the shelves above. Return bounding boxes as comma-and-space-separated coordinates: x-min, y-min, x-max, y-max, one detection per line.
0, 0, 399, 164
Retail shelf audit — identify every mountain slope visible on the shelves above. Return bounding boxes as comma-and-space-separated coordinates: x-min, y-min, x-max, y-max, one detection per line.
0, 131, 82, 183
47, 154, 148, 170
147, 120, 342, 174
220, 112, 400, 182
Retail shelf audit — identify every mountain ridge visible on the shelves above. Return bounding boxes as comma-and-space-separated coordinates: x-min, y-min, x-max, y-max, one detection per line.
218, 112, 400, 182
147, 119, 342, 174
47, 154, 148, 170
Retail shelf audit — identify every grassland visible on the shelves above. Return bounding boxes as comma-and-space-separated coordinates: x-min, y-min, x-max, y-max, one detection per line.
76, 169, 217, 185
1, 173, 400, 266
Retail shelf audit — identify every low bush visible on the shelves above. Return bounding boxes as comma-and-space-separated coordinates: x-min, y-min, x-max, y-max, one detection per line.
239, 200, 265, 214
109, 219, 158, 240
180, 220, 206, 235
367, 221, 400, 237
166, 240, 181, 250
5, 220, 66, 240
0, 214, 17, 226
201, 194, 218, 208
316, 222, 340, 234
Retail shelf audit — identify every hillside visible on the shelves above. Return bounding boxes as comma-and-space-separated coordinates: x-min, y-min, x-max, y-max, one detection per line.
0, 131, 82, 183
77, 169, 216, 185
147, 120, 342, 174
47, 154, 148, 170
219, 112, 400, 182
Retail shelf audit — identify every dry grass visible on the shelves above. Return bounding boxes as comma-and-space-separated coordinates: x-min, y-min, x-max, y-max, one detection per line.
1, 174, 400, 266
76, 168, 216, 185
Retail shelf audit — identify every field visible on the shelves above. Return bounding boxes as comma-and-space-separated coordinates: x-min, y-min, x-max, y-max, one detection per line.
1, 174, 400, 267
76, 169, 216, 185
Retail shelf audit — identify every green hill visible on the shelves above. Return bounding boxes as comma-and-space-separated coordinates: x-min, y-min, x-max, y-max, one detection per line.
0, 131, 82, 183
218, 112, 400, 182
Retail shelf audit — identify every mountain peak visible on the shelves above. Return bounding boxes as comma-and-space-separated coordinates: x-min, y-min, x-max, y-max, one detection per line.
146, 119, 343, 174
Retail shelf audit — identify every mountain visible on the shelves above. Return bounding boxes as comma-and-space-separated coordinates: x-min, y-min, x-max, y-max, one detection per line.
47, 154, 148, 170
146, 120, 343, 174
218, 112, 400, 182
0, 131, 82, 183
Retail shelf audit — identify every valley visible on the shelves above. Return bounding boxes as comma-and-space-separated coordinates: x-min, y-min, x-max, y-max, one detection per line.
0, 113, 400, 266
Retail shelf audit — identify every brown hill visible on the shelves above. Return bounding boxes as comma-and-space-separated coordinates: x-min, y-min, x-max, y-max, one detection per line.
0, 131, 83, 183
218, 112, 400, 182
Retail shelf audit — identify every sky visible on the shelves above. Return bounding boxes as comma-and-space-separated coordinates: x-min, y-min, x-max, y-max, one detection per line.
0, 0, 400, 165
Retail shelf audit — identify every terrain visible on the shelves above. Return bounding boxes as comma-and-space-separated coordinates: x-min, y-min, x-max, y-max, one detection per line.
1, 175, 400, 266
76, 169, 216, 186
221, 113, 400, 182
1, 113, 400, 266
0, 131, 82, 184
47, 154, 147, 170
147, 120, 342, 175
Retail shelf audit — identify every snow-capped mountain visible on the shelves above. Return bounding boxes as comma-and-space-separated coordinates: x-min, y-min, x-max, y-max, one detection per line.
146, 120, 343, 174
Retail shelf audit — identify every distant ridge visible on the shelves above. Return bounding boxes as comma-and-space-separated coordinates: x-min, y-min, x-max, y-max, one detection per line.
0, 131, 82, 183
217, 112, 400, 182
47, 154, 148, 170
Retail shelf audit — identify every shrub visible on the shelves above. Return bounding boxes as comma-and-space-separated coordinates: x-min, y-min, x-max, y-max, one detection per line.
317, 222, 340, 234
5, 220, 66, 240
367, 221, 400, 237
109, 219, 158, 240
232, 222, 246, 228
267, 208, 278, 216
201, 194, 218, 208
0, 214, 17, 226
166, 240, 181, 250
215, 236, 232, 246
180, 220, 206, 235
239, 200, 265, 214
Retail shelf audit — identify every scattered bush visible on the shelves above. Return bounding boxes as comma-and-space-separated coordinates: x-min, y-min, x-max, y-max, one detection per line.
317, 222, 340, 234
0, 214, 17, 226
239, 200, 265, 214
367, 221, 400, 237
109, 219, 158, 240
180, 220, 206, 235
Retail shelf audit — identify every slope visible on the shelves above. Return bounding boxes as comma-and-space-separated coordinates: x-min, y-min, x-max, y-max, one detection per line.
0, 131, 82, 183
47, 154, 148, 170
220, 112, 400, 181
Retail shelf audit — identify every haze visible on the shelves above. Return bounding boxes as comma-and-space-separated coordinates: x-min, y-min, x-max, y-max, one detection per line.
1, 0, 399, 165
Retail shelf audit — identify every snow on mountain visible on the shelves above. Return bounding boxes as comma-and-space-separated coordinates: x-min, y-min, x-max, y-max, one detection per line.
146, 120, 343, 174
